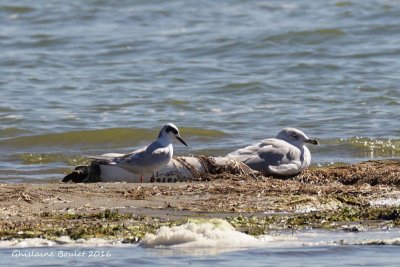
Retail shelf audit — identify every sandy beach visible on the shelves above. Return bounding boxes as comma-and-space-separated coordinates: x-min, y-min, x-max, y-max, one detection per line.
1, 160, 399, 242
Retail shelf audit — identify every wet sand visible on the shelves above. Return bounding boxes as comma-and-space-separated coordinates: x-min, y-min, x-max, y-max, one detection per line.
1, 160, 399, 242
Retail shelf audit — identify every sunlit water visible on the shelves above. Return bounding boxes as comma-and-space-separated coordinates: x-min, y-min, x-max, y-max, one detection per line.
0, 228, 400, 267
0, 246, 399, 267
1, 1, 400, 264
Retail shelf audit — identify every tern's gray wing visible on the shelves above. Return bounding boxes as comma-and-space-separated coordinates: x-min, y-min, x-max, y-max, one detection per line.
86, 147, 147, 166
86, 154, 121, 164
86, 146, 146, 162
113, 141, 171, 173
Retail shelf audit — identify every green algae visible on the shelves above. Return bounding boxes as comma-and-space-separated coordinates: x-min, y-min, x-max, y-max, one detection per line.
1, 207, 400, 242
1, 210, 177, 242
227, 207, 400, 235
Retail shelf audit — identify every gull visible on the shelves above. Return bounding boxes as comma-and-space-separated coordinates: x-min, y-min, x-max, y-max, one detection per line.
228, 127, 318, 176
86, 123, 188, 182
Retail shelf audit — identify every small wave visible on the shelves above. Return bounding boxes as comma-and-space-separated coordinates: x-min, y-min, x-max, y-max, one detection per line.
14, 153, 89, 166
316, 137, 400, 160
335, 1, 353, 7
0, 236, 122, 248
340, 137, 400, 158
267, 28, 345, 44
0, 128, 151, 150
11, 37, 70, 49
287, 63, 340, 72
164, 99, 190, 107
0, 5, 34, 14
0, 127, 226, 150
355, 238, 400, 246
220, 81, 264, 94
0, 128, 31, 138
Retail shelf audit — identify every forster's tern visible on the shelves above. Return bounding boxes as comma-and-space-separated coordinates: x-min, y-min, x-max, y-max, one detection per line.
88, 123, 188, 182
228, 128, 318, 176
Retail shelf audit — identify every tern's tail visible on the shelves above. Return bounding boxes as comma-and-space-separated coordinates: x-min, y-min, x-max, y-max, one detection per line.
62, 164, 101, 183
86, 155, 115, 164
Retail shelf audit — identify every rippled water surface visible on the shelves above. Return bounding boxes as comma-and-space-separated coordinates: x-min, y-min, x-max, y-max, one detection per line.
1, 229, 400, 267
0, 0, 399, 182
1, 246, 399, 267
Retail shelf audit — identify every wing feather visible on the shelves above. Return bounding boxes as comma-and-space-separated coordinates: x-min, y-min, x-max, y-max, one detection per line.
229, 138, 302, 175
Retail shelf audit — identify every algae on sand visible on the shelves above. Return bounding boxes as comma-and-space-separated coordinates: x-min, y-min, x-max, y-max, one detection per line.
0, 159, 400, 242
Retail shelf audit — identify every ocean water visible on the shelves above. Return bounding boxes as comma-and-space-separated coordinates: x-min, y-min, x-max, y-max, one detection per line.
1, 226, 400, 267
1, 244, 400, 267
1, 1, 400, 265
1, 0, 400, 182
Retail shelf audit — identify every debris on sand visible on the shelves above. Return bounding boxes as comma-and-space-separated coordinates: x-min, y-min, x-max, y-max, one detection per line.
1, 160, 400, 242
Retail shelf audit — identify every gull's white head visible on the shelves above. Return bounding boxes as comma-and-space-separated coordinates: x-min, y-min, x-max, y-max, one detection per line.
158, 123, 188, 147
276, 127, 318, 146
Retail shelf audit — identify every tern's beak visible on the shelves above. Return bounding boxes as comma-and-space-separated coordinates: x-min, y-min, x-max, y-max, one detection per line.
176, 135, 188, 147
305, 139, 319, 145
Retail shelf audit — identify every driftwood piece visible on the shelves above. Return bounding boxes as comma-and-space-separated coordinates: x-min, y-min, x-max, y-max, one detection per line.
62, 156, 259, 183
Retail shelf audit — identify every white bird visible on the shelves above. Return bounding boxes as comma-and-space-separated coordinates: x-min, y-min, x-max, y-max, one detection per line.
228, 127, 318, 176
87, 123, 188, 182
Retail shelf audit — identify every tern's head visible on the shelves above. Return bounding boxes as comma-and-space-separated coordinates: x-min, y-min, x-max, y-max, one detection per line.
276, 128, 318, 146
158, 123, 188, 147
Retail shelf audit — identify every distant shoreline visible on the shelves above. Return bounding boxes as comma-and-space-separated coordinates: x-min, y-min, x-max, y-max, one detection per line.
1, 159, 399, 242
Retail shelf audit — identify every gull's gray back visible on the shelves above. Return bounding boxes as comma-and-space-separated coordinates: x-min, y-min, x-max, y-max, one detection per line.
229, 138, 302, 174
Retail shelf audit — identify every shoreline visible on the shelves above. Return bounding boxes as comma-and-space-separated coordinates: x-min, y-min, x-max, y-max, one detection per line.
1, 160, 399, 243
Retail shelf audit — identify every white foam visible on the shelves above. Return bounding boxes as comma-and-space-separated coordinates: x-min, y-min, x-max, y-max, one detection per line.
356, 237, 400, 246
370, 197, 400, 207
140, 219, 291, 249
0, 238, 58, 248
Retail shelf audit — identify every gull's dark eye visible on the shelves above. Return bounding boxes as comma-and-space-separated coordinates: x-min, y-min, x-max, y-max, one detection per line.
292, 134, 299, 139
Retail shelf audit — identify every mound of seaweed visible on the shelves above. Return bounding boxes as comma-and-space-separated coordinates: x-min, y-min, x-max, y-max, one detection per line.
183, 158, 400, 187
296, 160, 400, 186
187, 156, 260, 182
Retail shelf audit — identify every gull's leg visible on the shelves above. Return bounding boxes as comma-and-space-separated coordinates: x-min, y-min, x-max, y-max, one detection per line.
140, 174, 144, 183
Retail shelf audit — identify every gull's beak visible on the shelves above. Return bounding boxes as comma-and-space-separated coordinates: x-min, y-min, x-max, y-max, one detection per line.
176, 135, 188, 147
305, 139, 319, 145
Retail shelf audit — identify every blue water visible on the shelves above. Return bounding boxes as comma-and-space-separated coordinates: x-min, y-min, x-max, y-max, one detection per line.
1, 1, 400, 265
1, 244, 400, 267
0, 0, 400, 182
1, 228, 400, 266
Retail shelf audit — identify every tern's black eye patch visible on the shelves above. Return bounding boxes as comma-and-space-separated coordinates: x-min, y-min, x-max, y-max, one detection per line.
166, 125, 178, 135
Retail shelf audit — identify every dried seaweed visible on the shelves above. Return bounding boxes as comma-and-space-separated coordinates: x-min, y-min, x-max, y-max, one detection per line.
295, 160, 400, 186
